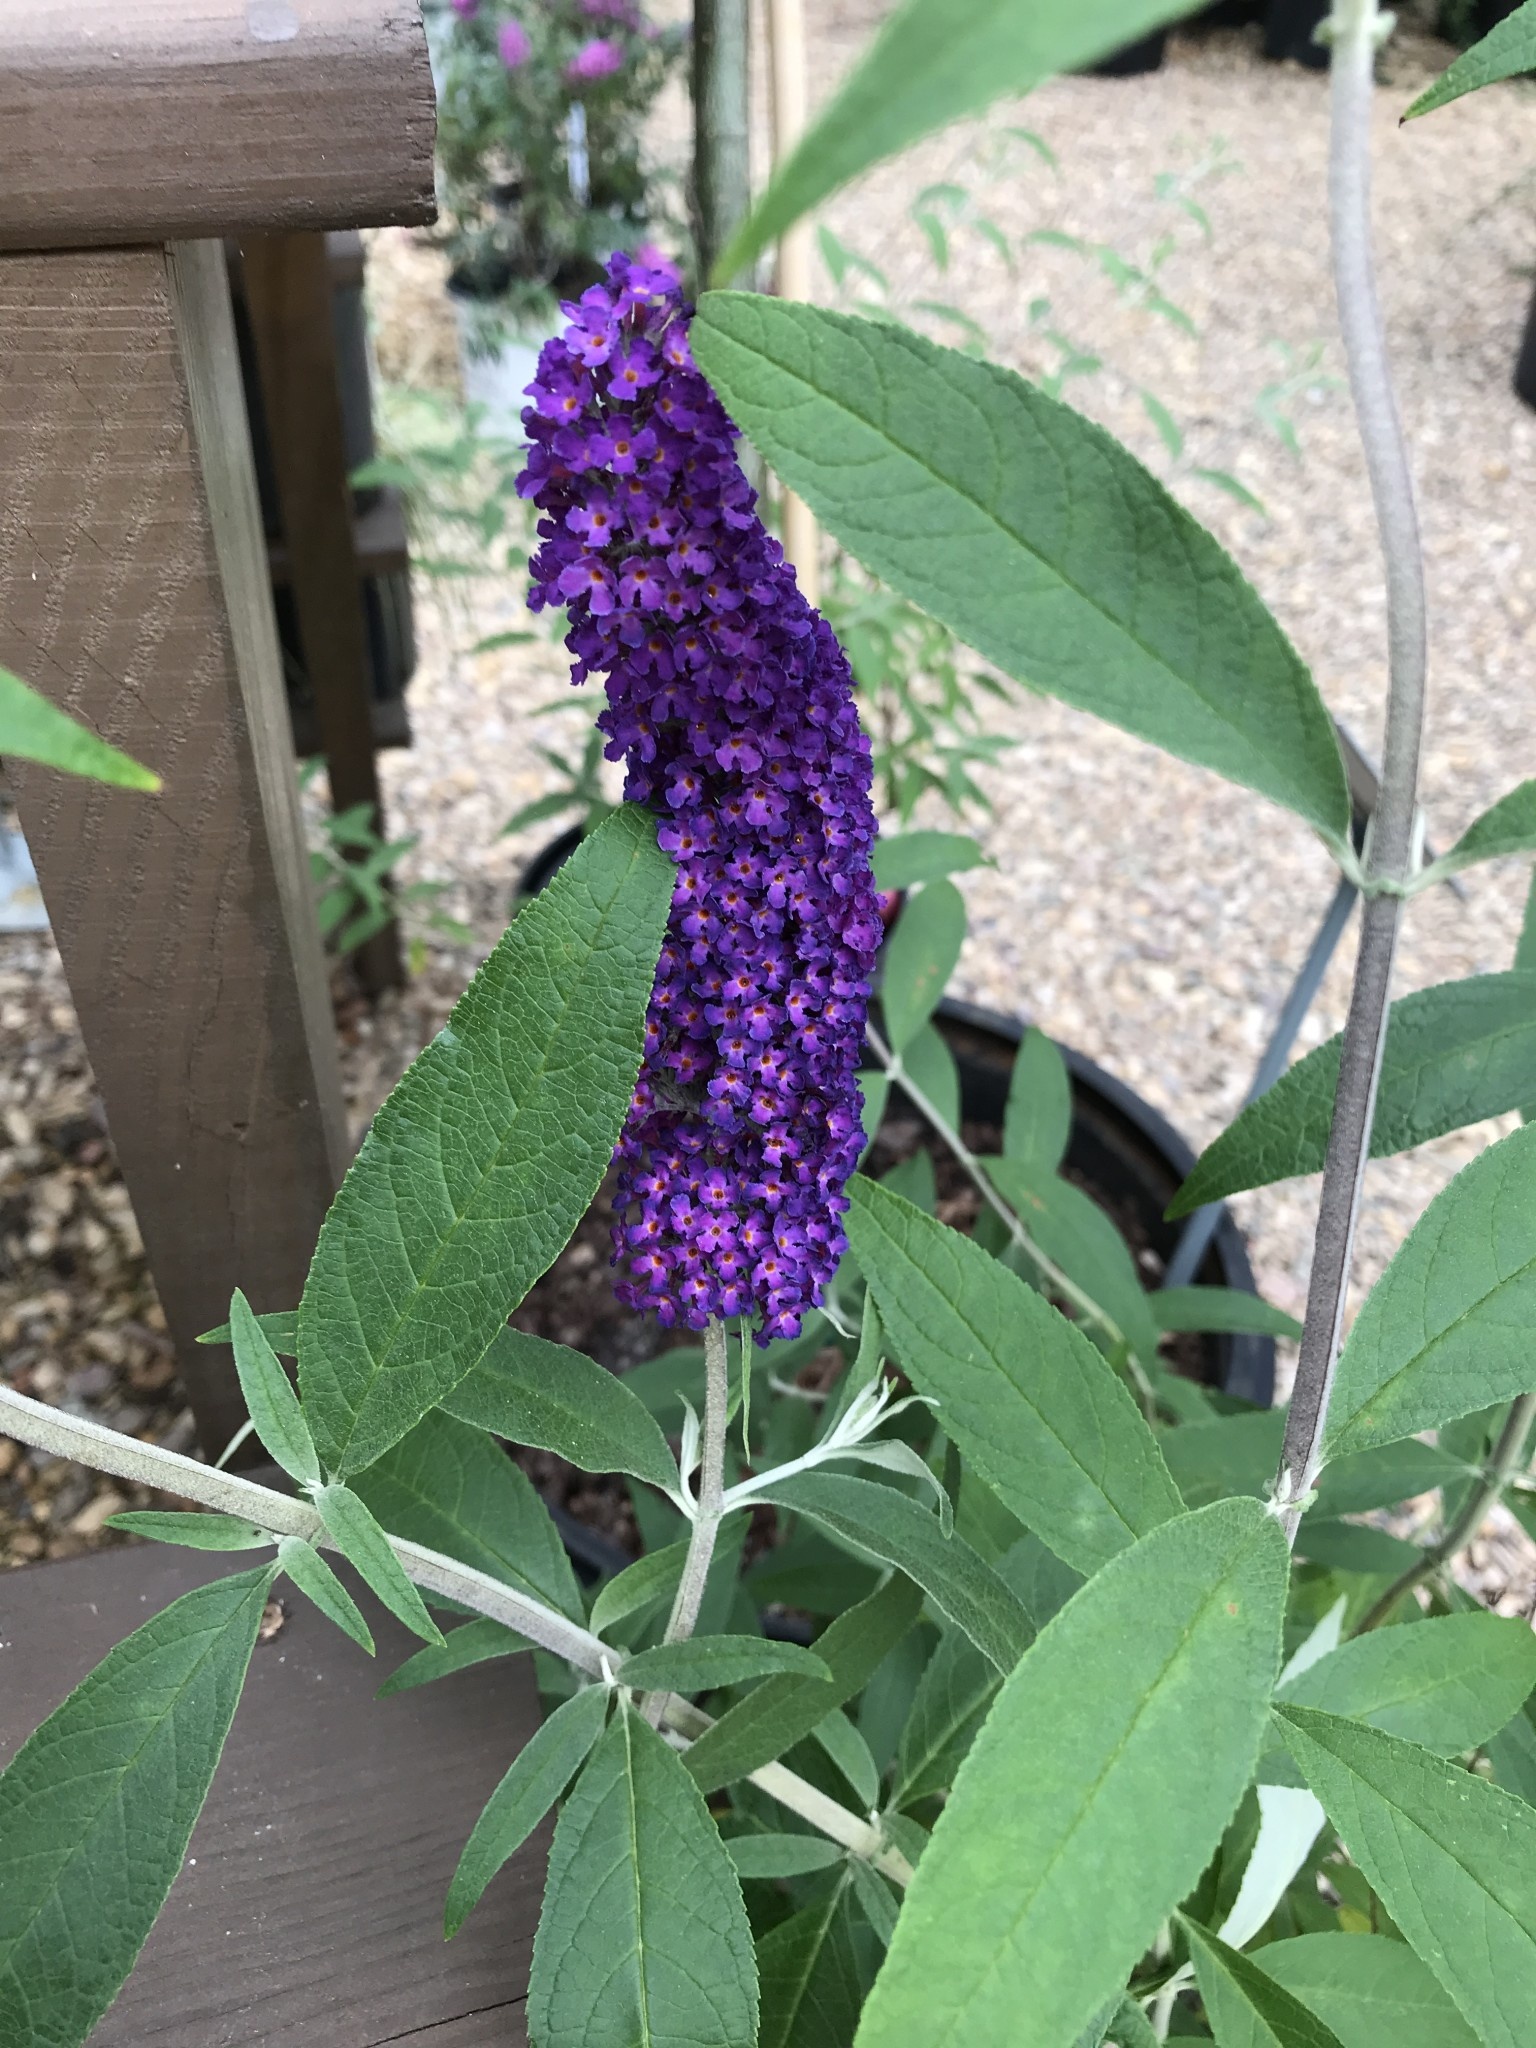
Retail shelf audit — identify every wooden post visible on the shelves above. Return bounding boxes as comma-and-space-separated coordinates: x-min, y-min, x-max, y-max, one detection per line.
0, 1, 435, 1456
766, 0, 820, 607
243, 231, 405, 995
693, 0, 753, 286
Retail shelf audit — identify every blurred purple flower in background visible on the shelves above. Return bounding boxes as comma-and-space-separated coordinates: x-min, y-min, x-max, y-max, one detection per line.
450, 0, 479, 17
518, 254, 880, 1342
566, 37, 624, 85
498, 18, 532, 68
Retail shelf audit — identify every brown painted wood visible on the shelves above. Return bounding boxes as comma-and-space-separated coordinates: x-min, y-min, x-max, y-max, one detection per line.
0, 1539, 543, 2045
0, 242, 350, 1458
242, 231, 404, 995
0, 1, 435, 255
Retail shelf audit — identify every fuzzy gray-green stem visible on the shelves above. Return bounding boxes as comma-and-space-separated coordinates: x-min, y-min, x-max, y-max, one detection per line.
1356, 1393, 1536, 1631
661, 1314, 731, 1648
1275, 0, 1429, 1542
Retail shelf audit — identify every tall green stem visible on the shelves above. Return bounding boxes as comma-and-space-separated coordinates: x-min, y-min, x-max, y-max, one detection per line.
692, 0, 752, 286
1357, 1393, 1536, 1631
661, 1314, 732, 1647
1274, 0, 1429, 1540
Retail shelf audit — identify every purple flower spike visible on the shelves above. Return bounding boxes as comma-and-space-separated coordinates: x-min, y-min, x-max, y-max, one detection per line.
566, 36, 624, 83
498, 18, 532, 67
518, 252, 881, 1343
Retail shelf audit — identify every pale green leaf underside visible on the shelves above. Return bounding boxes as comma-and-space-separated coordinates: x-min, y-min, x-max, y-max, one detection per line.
1405, 0, 1536, 117
1327, 1118, 1536, 1454
987, 1155, 1161, 1364
692, 297, 1348, 839
847, 1177, 1184, 1575
528, 1710, 759, 2048
714, 0, 1212, 284
1276, 1704, 1536, 2048
1173, 972, 1536, 1215
442, 1324, 678, 1494
0, 663, 160, 791
1257, 1933, 1480, 2048
1278, 1611, 1536, 1754
0, 1567, 269, 2048
856, 1499, 1289, 2048
299, 805, 672, 1475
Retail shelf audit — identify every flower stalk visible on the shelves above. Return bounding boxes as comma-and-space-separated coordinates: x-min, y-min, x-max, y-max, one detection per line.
1274, 0, 1429, 1540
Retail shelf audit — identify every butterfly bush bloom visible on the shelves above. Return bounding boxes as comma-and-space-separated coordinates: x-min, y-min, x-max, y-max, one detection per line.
566, 36, 624, 83
498, 18, 532, 67
519, 252, 881, 1341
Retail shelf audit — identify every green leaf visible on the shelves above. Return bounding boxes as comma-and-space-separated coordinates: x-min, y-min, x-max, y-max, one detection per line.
813, 1709, 882, 1810
893, 1627, 997, 1805
276, 1536, 374, 1654
1487, 1699, 1536, 1804
1312, 1438, 1470, 1520
0, 663, 160, 791
1325, 1119, 1536, 1454
762, 1471, 1032, 1675
728, 1833, 845, 1881
528, 1708, 759, 2048
856, 1499, 1289, 2048
881, 881, 966, 1055
315, 1483, 444, 1647
758, 1887, 869, 2048
196, 1307, 297, 1354
1423, 779, 1536, 880
620, 1637, 832, 1694
349, 1410, 584, 1623
378, 1617, 527, 1698
442, 1326, 678, 1493
1153, 1286, 1303, 1340
684, 1573, 923, 1794
1171, 973, 1536, 1215
847, 1178, 1183, 1575
1141, 389, 1184, 461
1294, 1520, 1420, 1576
445, 1683, 609, 1936
1002, 1028, 1072, 1178
1275, 1704, 1536, 2048
298, 804, 673, 1475
106, 1510, 271, 1551
692, 299, 1348, 840
872, 830, 988, 892
590, 1541, 689, 1638
1257, 1933, 1480, 2048
1404, 0, 1536, 117
713, 0, 1213, 286
849, 1859, 899, 1947
1161, 1409, 1285, 1510
1181, 1915, 1348, 2048
1278, 1612, 1536, 1754
229, 1287, 319, 1488
0, 1566, 270, 2047
898, 1020, 961, 1132
988, 1157, 1161, 1365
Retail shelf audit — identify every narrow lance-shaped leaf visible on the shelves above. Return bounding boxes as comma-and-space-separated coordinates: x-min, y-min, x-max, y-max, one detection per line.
528, 1708, 759, 2048
714, 0, 1214, 285
1326, 1117, 1536, 1454
1277, 1611, 1536, 1755
378, 1618, 528, 1699
1256, 1932, 1481, 2048
693, 298, 1349, 840
0, 663, 160, 790
440, 1325, 678, 1494
589, 1540, 689, 1638
1420, 778, 1536, 881
445, 1683, 610, 1937
1153, 1286, 1303, 1340
229, 1287, 319, 1488
0, 1566, 271, 2048
276, 1537, 374, 1655
1180, 1915, 1348, 2048
1171, 972, 1536, 1214
1276, 1704, 1536, 2048
107, 1510, 272, 1551
880, 880, 966, 1055
315, 1483, 445, 1647
762, 1470, 1033, 1675
988, 1155, 1161, 1366
871, 830, 988, 892
299, 804, 673, 1475
1404, 0, 1536, 118
197, 1307, 297, 1354
856, 1499, 1289, 2048
727, 1834, 844, 1881
757, 1885, 870, 2048
619, 1637, 831, 1694
848, 1178, 1184, 1575
893, 1627, 997, 1806
1002, 1028, 1072, 1177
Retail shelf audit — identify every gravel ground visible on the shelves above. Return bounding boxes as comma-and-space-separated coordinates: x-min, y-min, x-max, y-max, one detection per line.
6, 17, 1536, 1609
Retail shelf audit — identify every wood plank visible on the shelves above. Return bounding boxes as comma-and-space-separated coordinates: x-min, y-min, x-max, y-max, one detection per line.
0, 1539, 542, 2046
0, 243, 349, 1458
0, 1, 435, 255
243, 231, 403, 994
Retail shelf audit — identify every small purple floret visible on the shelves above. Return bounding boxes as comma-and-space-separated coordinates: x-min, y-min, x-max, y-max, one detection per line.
518, 253, 880, 1342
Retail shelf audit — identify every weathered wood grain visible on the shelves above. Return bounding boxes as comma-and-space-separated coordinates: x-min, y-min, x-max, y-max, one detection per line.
0, 1, 435, 255
243, 231, 403, 993
0, 1538, 542, 2045
0, 243, 349, 1456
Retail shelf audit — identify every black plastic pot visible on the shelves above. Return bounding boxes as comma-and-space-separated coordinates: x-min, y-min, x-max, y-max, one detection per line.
1262, 0, 1330, 67
925, 1000, 1275, 1407
1514, 280, 1536, 413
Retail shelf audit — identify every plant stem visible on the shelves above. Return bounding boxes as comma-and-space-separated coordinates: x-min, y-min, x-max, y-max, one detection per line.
1274, 0, 1429, 1542
692, 0, 752, 286
1357, 1393, 1536, 1631
661, 1315, 732, 1648
865, 1021, 1147, 1386
0, 1379, 899, 1875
